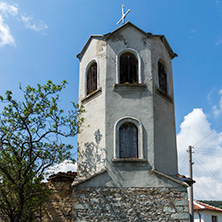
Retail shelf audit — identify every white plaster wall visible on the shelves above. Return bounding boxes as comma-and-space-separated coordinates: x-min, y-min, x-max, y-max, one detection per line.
77, 24, 179, 186
194, 210, 222, 222
105, 25, 174, 186
194, 211, 204, 222
77, 38, 107, 177
77, 171, 189, 189
203, 211, 222, 222
151, 37, 178, 175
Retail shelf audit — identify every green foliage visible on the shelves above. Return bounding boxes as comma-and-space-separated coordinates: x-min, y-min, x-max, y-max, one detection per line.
200, 200, 222, 209
0, 80, 84, 221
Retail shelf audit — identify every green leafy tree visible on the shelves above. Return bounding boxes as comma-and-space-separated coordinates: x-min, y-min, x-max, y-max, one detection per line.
0, 80, 84, 221
200, 200, 222, 209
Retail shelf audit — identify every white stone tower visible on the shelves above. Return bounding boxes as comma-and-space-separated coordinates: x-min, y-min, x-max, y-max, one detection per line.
72, 22, 190, 222
77, 22, 178, 181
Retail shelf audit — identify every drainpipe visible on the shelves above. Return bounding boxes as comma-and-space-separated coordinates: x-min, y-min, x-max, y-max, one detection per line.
197, 210, 201, 222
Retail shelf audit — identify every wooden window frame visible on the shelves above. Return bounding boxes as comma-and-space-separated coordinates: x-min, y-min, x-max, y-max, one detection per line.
119, 122, 138, 158
120, 53, 138, 84
86, 62, 97, 95
212, 215, 217, 222
158, 60, 167, 94
116, 48, 142, 84
113, 116, 144, 160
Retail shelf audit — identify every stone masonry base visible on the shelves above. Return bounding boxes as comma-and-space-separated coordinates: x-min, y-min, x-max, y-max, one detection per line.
73, 187, 190, 222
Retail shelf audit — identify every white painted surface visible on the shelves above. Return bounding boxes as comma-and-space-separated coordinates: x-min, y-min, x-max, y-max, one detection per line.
77, 23, 179, 187
194, 210, 222, 222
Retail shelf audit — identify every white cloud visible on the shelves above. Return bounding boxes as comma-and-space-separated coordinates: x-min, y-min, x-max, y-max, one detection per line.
0, 1, 18, 47
0, 1, 18, 16
207, 88, 216, 104
43, 160, 77, 182
177, 108, 222, 200
216, 37, 222, 46
0, 1, 48, 47
46, 160, 77, 176
212, 89, 222, 117
194, 176, 222, 200
21, 15, 48, 32
189, 29, 196, 39
0, 15, 15, 47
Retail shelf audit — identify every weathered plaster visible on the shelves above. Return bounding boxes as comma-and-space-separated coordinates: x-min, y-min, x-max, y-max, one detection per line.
77, 22, 179, 186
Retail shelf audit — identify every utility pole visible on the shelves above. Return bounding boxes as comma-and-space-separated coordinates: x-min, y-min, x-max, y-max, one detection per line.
188, 145, 194, 222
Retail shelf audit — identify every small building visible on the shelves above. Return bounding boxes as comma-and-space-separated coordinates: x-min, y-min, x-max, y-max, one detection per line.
194, 201, 222, 222
42, 172, 77, 222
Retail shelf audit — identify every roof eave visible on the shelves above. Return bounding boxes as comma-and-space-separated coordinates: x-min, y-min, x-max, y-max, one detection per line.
77, 22, 178, 60
77, 35, 106, 61
77, 22, 150, 60
194, 201, 222, 213
161, 36, 178, 59
152, 168, 189, 187
151, 35, 177, 59
71, 169, 107, 187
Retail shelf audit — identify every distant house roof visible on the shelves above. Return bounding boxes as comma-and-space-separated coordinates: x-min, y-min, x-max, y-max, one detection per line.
77, 22, 177, 60
48, 171, 77, 182
178, 174, 195, 186
193, 201, 222, 212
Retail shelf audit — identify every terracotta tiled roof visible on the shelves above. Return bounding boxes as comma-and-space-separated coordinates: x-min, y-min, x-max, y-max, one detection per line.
48, 171, 77, 182
192, 201, 222, 212
178, 174, 195, 186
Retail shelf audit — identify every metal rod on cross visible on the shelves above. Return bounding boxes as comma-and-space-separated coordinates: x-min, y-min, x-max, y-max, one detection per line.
117, 5, 130, 25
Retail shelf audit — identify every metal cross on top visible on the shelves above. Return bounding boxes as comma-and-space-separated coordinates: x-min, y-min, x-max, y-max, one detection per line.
117, 5, 130, 25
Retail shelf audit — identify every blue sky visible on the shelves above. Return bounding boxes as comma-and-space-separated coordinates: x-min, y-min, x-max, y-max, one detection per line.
1, 0, 222, 200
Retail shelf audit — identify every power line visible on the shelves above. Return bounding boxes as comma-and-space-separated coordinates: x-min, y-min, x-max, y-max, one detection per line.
194, 138, 222, 152
193, 157, 222, 185
193, 124, 222, 147
193, 152, 222, 185
195, 148, 222, 155
179, 152, 189, 172
195, 152, 222, 183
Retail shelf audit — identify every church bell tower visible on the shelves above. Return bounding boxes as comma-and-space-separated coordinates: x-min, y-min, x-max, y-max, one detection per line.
76, 22, 179, 185
72, 22, 190, 222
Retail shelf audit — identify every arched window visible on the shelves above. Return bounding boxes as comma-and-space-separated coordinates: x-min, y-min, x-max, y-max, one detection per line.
158, 61, 167, 94
119, 123, 138, 158
114, 117, 144, 160
120, 53, 138, 84
87, 62, 97, 95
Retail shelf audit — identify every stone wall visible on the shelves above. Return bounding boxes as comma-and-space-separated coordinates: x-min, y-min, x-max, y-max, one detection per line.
73, 187, 190, 222
41, 172, 76, 222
